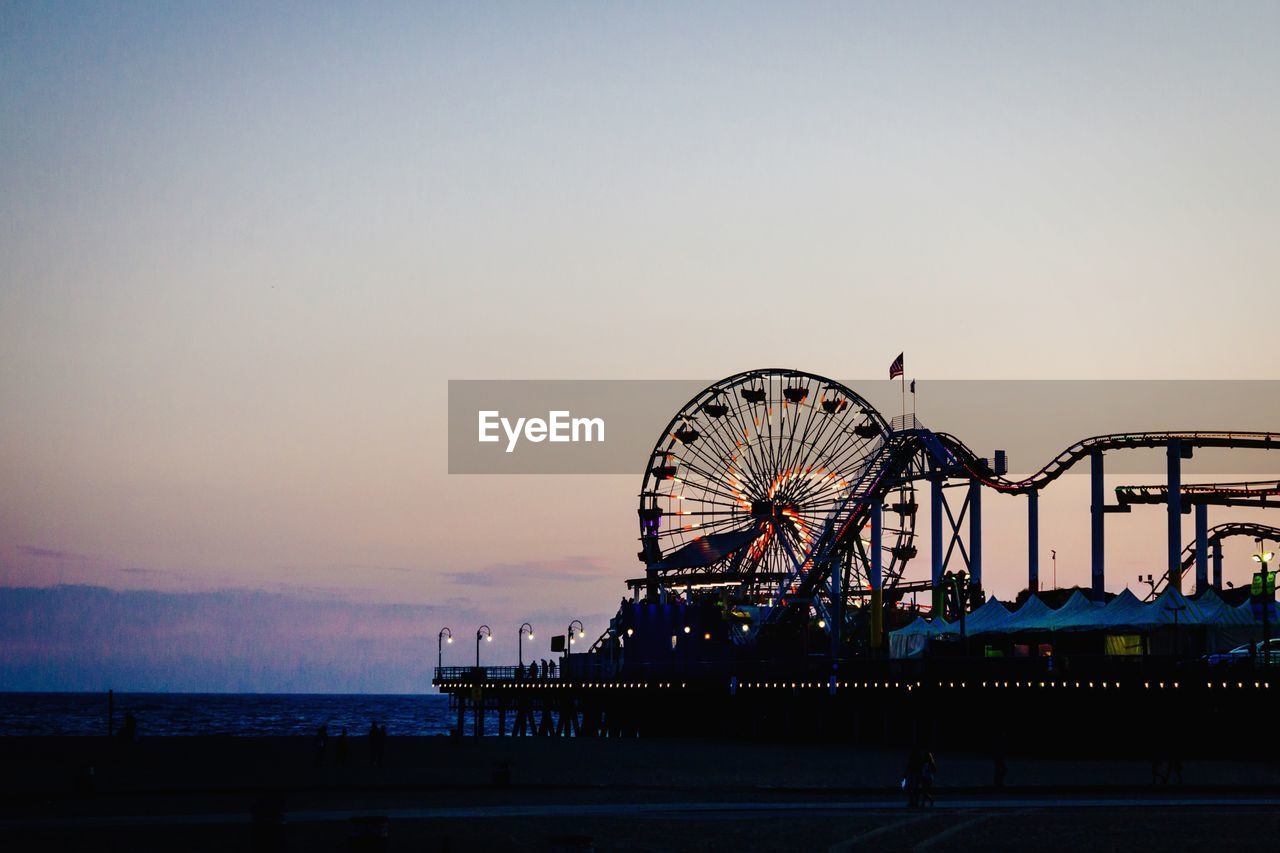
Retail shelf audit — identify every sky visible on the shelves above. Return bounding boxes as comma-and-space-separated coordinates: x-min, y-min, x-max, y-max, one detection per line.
2, 2, 1279, 691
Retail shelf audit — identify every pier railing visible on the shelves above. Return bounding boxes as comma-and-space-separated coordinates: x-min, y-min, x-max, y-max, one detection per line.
434, 665, 560, 684
433, 654, 1268, 688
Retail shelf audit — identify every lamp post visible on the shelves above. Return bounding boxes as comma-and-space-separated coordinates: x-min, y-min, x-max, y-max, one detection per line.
519, 622, 534, 668
566, 620, 584, 671
437, 627, 453, 673
475, 624, 492, 668
1253, 545, 1275, 667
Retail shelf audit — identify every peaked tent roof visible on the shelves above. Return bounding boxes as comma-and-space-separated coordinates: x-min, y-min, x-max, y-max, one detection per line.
889, 587, 1276, 641
1000, 594, 1057, 633
962, 596, 1013, 635
1045, 589, 1107, 631
1092, 588, 1150, 631
1235, 598, 1280, 625
1192, 589, 1254, 626
1145, 586, 1213, 627
890, 614, 957, 638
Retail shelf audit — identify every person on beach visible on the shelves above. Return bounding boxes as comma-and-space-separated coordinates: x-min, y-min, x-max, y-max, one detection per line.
336, 727, 348, 766
903, 747, 923, 808
920, 751, 938, 807
365, 721, 387, 767
313, 724, 328, 767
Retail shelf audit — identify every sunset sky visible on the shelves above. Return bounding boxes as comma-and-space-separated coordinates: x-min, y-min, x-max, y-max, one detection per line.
3, 2, 1279, 691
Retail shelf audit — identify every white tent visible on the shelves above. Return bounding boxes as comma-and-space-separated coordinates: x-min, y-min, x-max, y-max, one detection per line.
888, 614, 956, 659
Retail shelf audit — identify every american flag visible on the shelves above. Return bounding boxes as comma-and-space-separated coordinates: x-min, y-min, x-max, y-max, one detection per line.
889, 353, 904, 380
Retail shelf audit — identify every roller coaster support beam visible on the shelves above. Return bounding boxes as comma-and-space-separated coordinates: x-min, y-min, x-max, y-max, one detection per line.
870, 501, 883, 649
831, 547, 843, 658
931, 475, 944, 614
1195, 504, 1209, 593
1091, 449, 1105, 599
1213, 539, 1224, 590
1168, 440, 1187, 592
969, 478, 983, 603
1028, 490, 1040, 592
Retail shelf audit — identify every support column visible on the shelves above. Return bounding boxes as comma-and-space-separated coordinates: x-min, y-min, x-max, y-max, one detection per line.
1091, 448, 1105, 599
1028, 490, 1040, 593
870, 501, 883, 649
1212, 539, 1224, 590
1167, 440, 1183, 593
968, 479, 983, 601
831, 547, 843, 658
1195, 504, 1209, 594
931, 477, 944, 614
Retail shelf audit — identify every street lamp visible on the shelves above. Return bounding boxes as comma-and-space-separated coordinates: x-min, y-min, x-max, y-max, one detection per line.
475, 624, 492, 668
519, 622, 534, 668
437, 627, 453, 673
1253, 546, 1274, 667
567, 620, 585, 650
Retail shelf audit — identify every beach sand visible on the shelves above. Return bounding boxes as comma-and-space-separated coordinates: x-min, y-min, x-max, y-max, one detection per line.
4, 736, 1280, 851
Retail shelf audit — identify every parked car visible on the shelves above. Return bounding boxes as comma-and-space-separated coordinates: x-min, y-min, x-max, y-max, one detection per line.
1206, 638, 1280, 666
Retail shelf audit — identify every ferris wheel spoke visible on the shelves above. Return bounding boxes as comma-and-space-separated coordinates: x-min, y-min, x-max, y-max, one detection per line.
697, 399, 775, 498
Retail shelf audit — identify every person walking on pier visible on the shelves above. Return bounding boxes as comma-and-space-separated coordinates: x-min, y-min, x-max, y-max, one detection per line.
903, 747, 924, 808
920, 750, 938, 807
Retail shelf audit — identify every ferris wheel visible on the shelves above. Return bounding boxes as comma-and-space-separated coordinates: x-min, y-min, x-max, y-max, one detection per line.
637, 369, 917, 612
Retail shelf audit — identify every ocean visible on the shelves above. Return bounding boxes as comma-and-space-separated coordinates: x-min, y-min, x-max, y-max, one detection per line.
0, 692, 454, 737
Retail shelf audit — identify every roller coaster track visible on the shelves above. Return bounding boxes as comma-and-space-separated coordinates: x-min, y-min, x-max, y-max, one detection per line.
1143, 522, 1280, 599
1116, 479, 1280, 508
773, 430, 1280, 622
935, 431, 1280, 494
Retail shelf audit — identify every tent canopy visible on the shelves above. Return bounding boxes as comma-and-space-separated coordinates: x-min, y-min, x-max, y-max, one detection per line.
889, 586, 1276, 640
